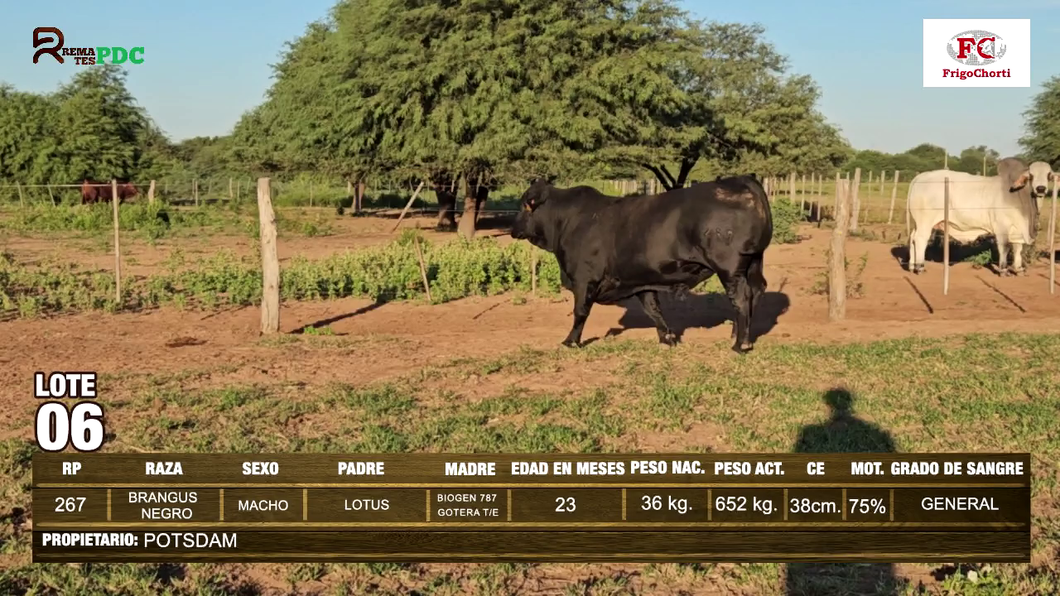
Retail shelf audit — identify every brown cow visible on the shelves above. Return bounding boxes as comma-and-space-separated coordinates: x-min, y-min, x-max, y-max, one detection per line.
81, 180, 138, 205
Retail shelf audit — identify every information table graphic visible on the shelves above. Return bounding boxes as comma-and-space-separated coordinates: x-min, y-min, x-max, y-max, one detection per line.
32, 453, 1030, 562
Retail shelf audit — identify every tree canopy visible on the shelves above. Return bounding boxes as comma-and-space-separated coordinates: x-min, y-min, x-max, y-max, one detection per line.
844, 143, 1001, 177
1020, 75, 1060, 165
228, 0, 852, 234
0, 65, 165, 186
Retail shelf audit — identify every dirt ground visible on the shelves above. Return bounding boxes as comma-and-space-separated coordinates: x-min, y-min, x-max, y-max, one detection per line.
3, 218, 1060, 413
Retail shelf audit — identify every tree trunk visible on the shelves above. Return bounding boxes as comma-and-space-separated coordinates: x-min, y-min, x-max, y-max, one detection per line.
644, 157, 697, 192
457, 174, 479, 239
356, 180, 366, 212
435, 173, 458, 230
474, 184, 489, 225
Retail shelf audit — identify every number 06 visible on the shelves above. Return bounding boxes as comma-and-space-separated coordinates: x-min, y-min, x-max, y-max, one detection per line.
35, 402, 105, 452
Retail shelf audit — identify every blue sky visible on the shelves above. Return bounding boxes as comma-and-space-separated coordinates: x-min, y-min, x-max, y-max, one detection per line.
2, 0, 1057, 156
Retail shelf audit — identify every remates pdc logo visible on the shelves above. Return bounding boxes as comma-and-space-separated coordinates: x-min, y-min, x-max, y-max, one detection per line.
947, 30, 1006, 66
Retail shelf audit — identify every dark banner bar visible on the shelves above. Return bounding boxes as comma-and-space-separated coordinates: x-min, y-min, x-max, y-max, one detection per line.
31, 453, 1031, 562
33, 453, 1031, 486
32, 530, 1029, 563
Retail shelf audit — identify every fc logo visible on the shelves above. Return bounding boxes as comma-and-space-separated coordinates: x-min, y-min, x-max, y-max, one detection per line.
947, 30, 1006, 66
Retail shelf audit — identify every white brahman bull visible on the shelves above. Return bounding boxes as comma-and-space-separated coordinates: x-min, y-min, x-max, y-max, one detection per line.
906, 158, 1046, 276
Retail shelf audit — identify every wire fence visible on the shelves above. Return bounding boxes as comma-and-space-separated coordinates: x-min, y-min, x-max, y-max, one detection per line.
0, 169, 1054, 232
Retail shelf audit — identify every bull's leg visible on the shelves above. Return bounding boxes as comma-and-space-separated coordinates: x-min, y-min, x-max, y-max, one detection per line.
562, 283, 595, 348
637, 291, 677, 347
1012, 242, 1026, 274
997, 241, 1012, 277
746, 254, 767, 341
911, 226, 932, 274
720, 271, 754, 354
907, 234, 917, 273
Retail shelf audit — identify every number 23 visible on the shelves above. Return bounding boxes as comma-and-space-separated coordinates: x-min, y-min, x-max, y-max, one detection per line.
555, 497, 576, 512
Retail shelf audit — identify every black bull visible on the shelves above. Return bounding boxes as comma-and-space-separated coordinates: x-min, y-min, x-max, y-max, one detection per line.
81, 180, 138, 205
510, 176, 773, 353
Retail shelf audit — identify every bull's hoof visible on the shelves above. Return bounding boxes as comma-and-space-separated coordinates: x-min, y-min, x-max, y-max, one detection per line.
561, 339, 581, 349
999, 269, 1013, 278
659, 332, 678, 347
731, 341, 754, 354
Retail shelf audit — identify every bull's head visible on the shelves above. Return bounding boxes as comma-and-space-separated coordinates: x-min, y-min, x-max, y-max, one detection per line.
1011, 162, 1055, 197
511, 179, 551, 245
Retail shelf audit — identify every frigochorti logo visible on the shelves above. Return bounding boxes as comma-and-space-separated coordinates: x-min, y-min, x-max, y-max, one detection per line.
947, 30, 1007, 65
32, 27, 144, 65
942, 29, 1010, 81
923, 19, 1028, 88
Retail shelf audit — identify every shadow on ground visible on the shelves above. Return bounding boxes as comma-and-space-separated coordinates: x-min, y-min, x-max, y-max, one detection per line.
785, 388, 906, 595
291, 301, 385, 334
601, 290, 790, 345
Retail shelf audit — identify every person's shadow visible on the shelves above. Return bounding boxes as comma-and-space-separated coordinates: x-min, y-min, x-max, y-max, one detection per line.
786, 389, 906, 596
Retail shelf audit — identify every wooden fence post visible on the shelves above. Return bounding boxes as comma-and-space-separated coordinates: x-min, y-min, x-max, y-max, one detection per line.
194, 179, 199, 206
887, 171, 900, 224
879, 170, 887, 196
849, 168, 863, 232
148, 180, 156, 204
829, 179, 851, 322
414, 235, 432, 303
16, 182, 24, 208
392, 181, 426, 232
943, 177, 951, 296
228, 177, 233, 201
47, 184, 57, 206
833, 172, 841, 218
800, 174, 807, 213
111, 180, 122, 304
257, 178, 280, 334
788, 172, 796, 203
1049, 181, 1057, 295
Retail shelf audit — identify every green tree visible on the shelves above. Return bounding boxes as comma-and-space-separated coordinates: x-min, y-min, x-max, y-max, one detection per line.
608, 21, 850, 188
51, 65, 151, 182
229, 9, 385, 213
0, 85, 62, 184
954, 145, 999, 175
232, 0, 848, 236
1020, 75, 1060, 165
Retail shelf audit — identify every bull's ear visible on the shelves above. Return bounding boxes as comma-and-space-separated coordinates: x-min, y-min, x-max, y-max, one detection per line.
1011, 170, 1031, 191
525, 184, 549, 209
